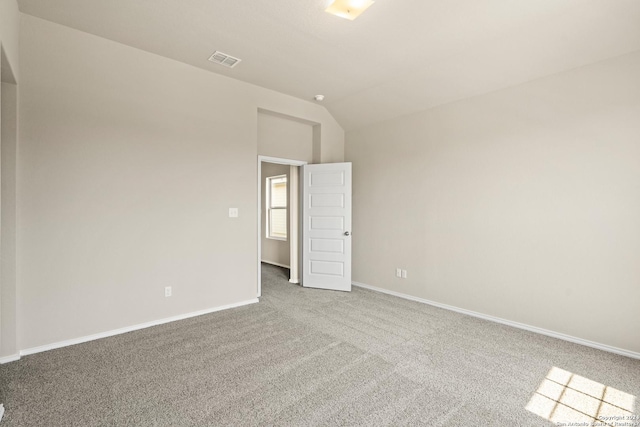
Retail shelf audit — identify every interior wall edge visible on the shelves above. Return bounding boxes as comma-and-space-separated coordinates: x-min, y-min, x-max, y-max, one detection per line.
260, 260, 290, 269
0, 353, 20, 365
8, 297, 259, 363
353, 281, 640, 360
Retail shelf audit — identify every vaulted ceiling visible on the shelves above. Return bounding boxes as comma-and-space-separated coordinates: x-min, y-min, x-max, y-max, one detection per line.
17, 0, 640, 131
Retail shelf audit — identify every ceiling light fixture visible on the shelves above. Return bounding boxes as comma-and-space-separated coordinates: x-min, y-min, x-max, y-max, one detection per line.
325, 0, 375, 21
314, 95, 325, 102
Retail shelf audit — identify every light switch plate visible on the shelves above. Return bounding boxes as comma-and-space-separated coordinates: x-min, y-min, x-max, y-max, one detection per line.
229, 208, 239, 218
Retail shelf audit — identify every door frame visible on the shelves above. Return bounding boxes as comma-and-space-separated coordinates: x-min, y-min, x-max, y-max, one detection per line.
257, 156, 307, 297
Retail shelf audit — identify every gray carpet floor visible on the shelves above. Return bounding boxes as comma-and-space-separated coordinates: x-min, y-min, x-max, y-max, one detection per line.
1, 263, 638, 426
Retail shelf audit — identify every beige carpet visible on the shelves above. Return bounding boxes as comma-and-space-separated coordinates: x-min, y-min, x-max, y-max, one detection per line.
0, 263, 638, 426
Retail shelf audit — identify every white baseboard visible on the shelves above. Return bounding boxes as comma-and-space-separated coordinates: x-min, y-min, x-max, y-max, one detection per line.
352, 281, 640, 360
261, 260, 290, 269
289, 279, 300, 284
0, 403, 4, 422
11, 298, 258, 361
0, 354, 20, 364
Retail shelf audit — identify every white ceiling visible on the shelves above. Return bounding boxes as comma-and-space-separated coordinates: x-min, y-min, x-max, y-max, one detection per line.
17, 0, 640, 131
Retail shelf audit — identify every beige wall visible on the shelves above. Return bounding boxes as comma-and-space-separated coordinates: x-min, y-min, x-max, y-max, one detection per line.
346, 51, 640, 354
0, 0, 20, 81
258, 112, 313, 163
17, 15, 343, 351
1, 82, 18, 358
0, 0, 20, 359
260, 162, 290, 267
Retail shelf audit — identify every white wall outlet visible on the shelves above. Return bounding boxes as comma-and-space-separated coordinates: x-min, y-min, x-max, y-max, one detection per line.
396, 268, 402, 278
401, 269, 407, 279
165, 286, 172, 297
229, 208, 239, 218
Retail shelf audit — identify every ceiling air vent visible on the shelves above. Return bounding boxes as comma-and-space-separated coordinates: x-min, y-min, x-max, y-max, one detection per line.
208, 51, 241, 68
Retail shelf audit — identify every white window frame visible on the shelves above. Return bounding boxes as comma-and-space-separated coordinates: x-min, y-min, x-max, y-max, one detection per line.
266, 174, 288, 241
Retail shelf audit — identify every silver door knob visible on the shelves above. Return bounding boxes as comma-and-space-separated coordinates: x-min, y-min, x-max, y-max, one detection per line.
344, 231, 350, 236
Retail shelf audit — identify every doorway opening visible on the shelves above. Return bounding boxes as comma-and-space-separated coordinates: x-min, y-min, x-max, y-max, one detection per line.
257, 156, 307, 297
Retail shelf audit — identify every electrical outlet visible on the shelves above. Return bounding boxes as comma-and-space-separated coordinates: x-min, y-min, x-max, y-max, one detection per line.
229, 208, 239, 218
401, 270, 407, 279
396, 268, 402, 278
165, 286, 172, 297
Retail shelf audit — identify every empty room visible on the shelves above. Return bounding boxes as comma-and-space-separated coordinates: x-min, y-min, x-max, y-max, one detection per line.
1, 0, 639, 425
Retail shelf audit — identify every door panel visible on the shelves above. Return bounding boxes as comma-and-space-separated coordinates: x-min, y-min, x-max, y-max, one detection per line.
302, 163, 352, 291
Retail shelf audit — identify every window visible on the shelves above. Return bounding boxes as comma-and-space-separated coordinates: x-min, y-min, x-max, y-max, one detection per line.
266, 175, 287, 240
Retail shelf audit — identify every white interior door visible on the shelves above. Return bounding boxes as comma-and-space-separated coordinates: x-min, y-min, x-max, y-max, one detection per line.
302, 162, 352, 291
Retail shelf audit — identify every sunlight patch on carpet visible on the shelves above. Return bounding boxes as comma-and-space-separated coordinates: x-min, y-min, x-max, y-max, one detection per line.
526, 367, 636, 426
